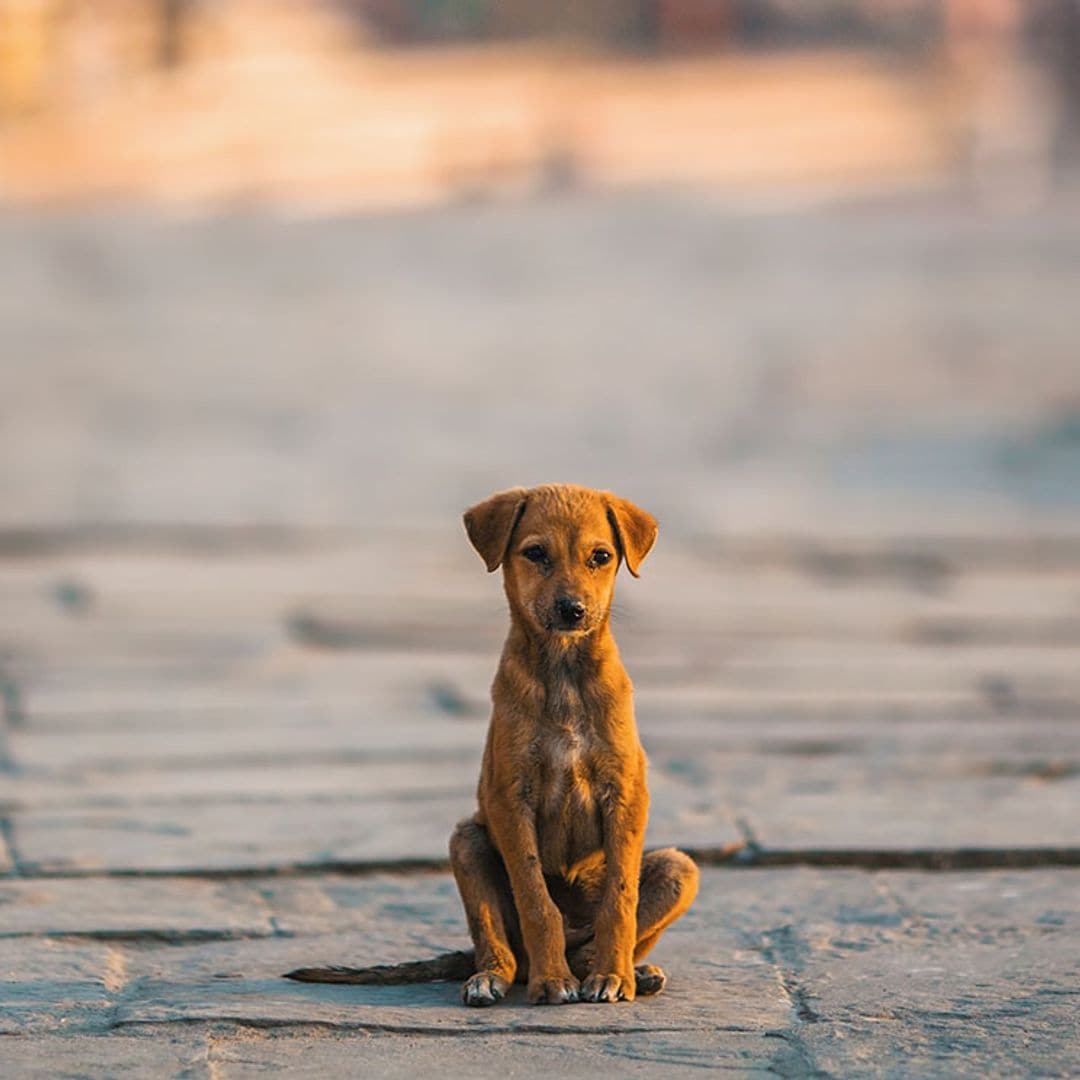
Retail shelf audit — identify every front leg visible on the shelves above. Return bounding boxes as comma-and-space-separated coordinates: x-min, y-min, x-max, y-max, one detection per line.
484, 794, 579, 1005
583, 764, 648, 1003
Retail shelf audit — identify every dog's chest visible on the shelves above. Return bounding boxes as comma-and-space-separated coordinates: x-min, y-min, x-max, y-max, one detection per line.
535, 725, 603, 872
538, 680, 593, 800
542, 727, 589, 789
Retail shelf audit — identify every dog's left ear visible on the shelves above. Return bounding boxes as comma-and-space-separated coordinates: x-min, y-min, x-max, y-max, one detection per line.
463, 488, 529, 572
606, 495, 658, 578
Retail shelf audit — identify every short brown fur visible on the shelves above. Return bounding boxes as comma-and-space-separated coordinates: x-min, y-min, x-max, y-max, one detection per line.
284, 484, 697, 1006
453, 483, 698, 1006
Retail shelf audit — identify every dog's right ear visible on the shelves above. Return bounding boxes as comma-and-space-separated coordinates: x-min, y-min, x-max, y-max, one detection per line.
463, 488, 529, 572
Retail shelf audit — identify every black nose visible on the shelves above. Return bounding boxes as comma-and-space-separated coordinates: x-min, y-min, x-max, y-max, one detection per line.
555, 596, 586, 625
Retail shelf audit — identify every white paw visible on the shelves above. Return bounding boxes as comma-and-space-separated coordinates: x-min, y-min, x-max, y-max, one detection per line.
462, 971, 509, 1007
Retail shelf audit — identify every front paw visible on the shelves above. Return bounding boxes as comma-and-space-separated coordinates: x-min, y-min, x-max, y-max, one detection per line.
462, 971, 510, 1007
582, 970, 635, 1003
526, 973, 580, 1005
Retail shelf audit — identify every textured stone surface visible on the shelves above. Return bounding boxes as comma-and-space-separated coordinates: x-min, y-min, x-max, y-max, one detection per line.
12, 799, 468, 874
0, 877, 273, 938
0, 938, 119, 1035
1, 869, 1077, 1074
4, 525, 1080, 870
0, 1035, 210, 1078
0, 1031, 781, 1078
798, 872, 1080, 1079
2, 198, 1079, 534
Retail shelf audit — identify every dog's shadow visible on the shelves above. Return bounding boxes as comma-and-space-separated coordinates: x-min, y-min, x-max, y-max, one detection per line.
278, 978, 477, 1011
277, 977, 614, 1014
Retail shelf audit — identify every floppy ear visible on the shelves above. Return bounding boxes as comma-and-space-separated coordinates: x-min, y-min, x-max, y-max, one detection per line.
606, 495, 658, 578
463, 488, 529, 572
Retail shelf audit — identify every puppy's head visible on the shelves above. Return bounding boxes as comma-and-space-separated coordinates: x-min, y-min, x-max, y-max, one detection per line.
463, 484, 657, 637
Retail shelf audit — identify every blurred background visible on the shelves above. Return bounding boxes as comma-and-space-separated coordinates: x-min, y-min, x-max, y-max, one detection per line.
1, 0, 1078, 875
2, 0, 1080, 212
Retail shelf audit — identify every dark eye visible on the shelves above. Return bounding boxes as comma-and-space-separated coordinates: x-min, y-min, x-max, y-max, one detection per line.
522, 545, 547, 563
591, 549, 613, 566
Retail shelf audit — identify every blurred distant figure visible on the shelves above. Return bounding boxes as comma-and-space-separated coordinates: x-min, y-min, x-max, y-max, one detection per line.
1030, 0, 1080, 172
158, 0, 195, 68
943, 0, 1063, 208
656, 0, 731, 52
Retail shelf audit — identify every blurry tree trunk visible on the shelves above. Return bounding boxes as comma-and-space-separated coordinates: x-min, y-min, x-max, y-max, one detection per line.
0, 0, 57, 116
1043, 0, 1080, 168
158, 0, 191, 68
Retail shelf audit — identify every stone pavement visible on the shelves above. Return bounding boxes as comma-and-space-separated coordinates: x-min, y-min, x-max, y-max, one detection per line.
3, 867, 1078, 1077
1, 194, 1079, 1076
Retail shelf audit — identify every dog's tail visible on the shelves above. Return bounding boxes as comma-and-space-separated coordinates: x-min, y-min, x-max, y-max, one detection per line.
283, 949, 475, 985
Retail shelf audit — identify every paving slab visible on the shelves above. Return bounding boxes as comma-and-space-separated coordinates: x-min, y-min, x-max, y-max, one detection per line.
9, 796, 742, 877
724, 869, 1080, 1079
3, 759, 476, 809
0, 938, 120, 1035
0, 1034, 210, 1079
0, 1030, 780, 1079
112, 876, 781, 1034
700, 749, 1080, 850
799, 919, 1080, 1079
12, 798, 470, 874
0, 870, 792, 1038
0, 877, 273, 939
9, 722, 1077, 871
6, 713, 486, 774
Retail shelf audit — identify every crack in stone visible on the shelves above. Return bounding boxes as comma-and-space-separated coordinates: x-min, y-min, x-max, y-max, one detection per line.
747, 927, 832, 1080
8, 846, 1080, 884
20, 747, 478, 773
0, 670, 26, 729
732, 817, 764, 863
0, 928, 279, 944
109, 1017, 750, 1038
12, 787, 476, 811
0, 523, 333, 557
706, 847, 1080, 871
0, 729, 15, 775
11, 859, 456, 881
763, 1030, 831, 1079
759, 927, 821, 1025
249, 882, 295, 940
0, 816, 22, 877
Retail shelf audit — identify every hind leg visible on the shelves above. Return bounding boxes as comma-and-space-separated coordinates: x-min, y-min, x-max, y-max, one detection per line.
630, 847, 700, 994
449, 817, 521, 1007
634, 848, 699, 960
568, 847, 698, 996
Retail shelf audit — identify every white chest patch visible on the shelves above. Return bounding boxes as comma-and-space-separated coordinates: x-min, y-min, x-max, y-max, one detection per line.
550, 729, 584, 770
542, 728, 593, 812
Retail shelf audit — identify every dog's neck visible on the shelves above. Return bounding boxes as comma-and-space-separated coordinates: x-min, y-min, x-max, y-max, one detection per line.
502, 617, 624, 727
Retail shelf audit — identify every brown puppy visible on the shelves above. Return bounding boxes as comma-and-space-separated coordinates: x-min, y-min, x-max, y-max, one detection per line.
283, 483, 698, 1006
452, 484, 698, 1006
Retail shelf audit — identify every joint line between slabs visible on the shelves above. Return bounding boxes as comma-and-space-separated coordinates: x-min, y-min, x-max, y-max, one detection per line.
6, 845, 1080, 883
